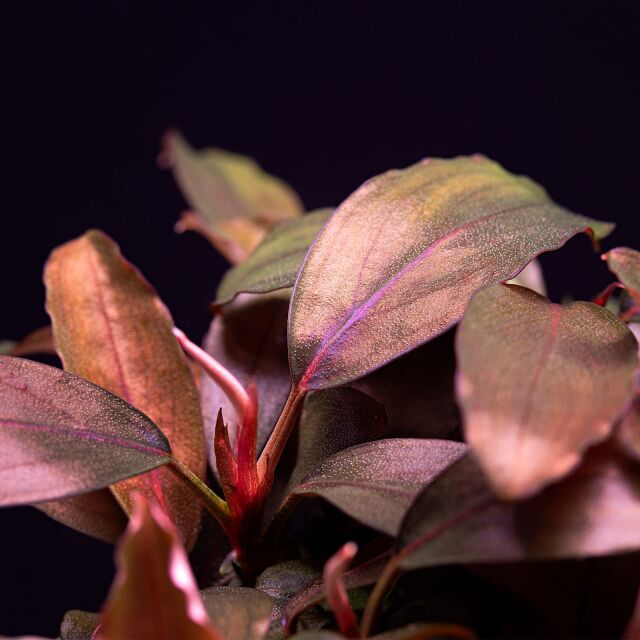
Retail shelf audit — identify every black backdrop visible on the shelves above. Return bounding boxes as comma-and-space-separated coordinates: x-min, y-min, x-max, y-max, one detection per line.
1, 1, 640, 635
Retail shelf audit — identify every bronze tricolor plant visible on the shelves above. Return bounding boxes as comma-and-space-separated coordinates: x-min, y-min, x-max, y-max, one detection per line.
3, 133, 640, 639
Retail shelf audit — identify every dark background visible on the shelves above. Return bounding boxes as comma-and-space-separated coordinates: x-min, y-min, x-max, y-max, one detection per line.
1, 1, 639, 636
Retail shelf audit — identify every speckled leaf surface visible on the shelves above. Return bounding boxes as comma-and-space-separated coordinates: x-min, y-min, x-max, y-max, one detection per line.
96, 495, 221, 640
0, 356, 171, 506
201, 587, 273, 640
289, 156, 612, 390
44, 230, 206, 550
604, 247, 640, 302
202, 293, 290, 473
37, 490, 128, 543
456, 284, 637, 499
397, 444, 640, 570
215, 209, 332, 305
285, 388, 390, 494
292, 439, 467, 536
60, 610, 99, 640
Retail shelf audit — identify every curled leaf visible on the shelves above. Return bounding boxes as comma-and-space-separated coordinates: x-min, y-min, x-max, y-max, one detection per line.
292, 439, 467, 536
289, 155, 612, 390
456, 284, 637, 499
96, 494, 221, 640
44, 229, 207, 549
604, 247, 640, 303
215, 209, 332, 306
0, 356, 171, 506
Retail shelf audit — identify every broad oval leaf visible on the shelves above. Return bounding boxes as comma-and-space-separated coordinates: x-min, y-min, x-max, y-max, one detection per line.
202, 293, 290, 475
201, 587, 273, 640
456, 284, 637, 499
44, 230, 207, 549
96, 494, 222, 640
397, 443, 640, 571
289, 156, 612, 390
292, 439, 467, 536
0, 356, 171, 506
215, 209, 332, 306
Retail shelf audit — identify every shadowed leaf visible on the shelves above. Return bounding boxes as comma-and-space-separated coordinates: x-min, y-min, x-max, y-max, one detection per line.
397, 444, 640, 571
215, 209, 332, 305
351, 330, 460, 440
0, 356, 171, 506
201, 587, 273, 640
456, 284, 637, 499
44, 229, 206, 549
292, 439, 467, 536
8, 326, 55, 357
37, 490, 127, 544
289, 155, 612, 390
604, 247, 640, 303
96, 495, 221, 640
162, 131, 303, 261
202, 294, 290, 474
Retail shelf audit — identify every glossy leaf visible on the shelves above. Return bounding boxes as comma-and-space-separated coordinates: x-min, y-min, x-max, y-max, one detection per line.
604, 247, 640, 303
456, 284, 637, 499
292, 439, 467, 536
215, 209, 332, 305
96, 494, 221, 640
0, 356, 172, 505
350, 330, 460, 440
201, 587, 273, 640
44, 229, 207, 549
285, 388, 390, 494
202, 293, 290, 473
37, 490, 127, 543
397, 444, 640, 571
289, 155, 612, 390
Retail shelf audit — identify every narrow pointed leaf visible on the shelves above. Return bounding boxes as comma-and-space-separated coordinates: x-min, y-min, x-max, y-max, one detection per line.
37, 490, 127, 543
289, 156, 612, 390
44, 230, 206, 549
456, 284, 637, 499
215, 209, 332, 305
604, 247, 640, 303
200, 587, 273, 640
202, 293, 290, 474
9, 325, 55, 357
397, 443, 640, 571
0, 356, 171, 506
292, 439, 467, 536
351, 330, 460, 439
96, 495, 221, 640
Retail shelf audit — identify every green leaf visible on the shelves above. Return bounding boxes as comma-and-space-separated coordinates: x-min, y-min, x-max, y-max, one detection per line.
288, 155, 612, 390
604, 247, 640, 302
201, 587, 273, 640
292, 439, 467, 536
456, 284, 637, 499
202, 293, 291, 475
44, 229, 207, 550
0, 356, 171, 506
96, 495, 222, 640
350, 330, 460, 440
397, 443, 640, 571
215, 210, 332, 306
37, 490, 127, 544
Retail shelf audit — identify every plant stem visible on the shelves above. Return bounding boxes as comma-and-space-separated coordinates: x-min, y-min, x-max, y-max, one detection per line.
256, 384, 306, 483
359, 556, 401, 638
169, 457, 231, 530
